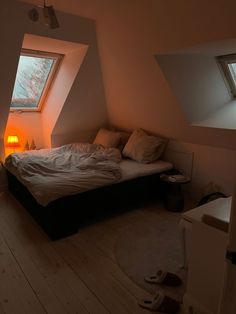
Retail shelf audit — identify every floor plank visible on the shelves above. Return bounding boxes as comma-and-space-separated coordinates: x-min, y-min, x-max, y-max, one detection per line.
55, 238, 135, 314
0, 194, 108, 314
0, 234, 45, 314
0, 191, 184, 313
73, 225, 150, 300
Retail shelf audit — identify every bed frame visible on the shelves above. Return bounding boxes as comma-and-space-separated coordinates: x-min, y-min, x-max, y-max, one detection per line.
7, 170, 166, 240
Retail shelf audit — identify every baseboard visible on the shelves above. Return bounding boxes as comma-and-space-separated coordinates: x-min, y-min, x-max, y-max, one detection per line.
183, 294, 214, 314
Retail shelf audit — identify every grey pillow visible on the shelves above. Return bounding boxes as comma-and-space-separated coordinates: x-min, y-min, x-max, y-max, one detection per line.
122, 129, 165, 163
93, 128, 121, 148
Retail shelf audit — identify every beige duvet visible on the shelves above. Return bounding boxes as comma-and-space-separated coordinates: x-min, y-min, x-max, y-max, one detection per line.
5, 143, 122, 206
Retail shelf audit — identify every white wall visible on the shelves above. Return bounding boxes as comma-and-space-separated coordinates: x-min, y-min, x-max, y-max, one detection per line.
0, 1, 24, 159
165, 140, 236, 201
15, 1, 236, 150
155, 38, 236, 130
10, 0, 236, 199
194, 100, 236, 130
52, 40, 108, 146
155, 54, 231, 125
2, 0, 108, 155
91, 0, 236, 150
16, 1, 236, 151
5, 112, 43, 151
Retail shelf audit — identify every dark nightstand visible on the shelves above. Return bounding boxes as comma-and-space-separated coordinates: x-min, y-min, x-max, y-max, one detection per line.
160, 173, 190, 212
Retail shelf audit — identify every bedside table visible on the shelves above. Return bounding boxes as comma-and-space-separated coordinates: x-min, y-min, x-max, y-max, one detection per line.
160, 174, 190, 211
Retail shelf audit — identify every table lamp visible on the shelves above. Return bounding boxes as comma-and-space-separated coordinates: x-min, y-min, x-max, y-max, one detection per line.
6, 135, 20, 152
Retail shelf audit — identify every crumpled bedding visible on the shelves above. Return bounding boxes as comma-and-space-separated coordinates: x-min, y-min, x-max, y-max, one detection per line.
5, 143, 122, 206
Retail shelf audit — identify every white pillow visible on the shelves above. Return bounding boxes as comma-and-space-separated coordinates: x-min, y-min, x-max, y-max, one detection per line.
93, 128, 121, 148
122, 129, 165, 163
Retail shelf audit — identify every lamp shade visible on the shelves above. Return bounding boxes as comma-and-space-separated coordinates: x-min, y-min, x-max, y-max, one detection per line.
6, 135, 20, 148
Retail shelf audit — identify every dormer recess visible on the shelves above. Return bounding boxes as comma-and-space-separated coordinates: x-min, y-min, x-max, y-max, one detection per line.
156, 39, 236, 130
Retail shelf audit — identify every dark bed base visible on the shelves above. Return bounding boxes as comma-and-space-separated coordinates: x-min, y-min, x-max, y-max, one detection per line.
7, 170, 165, 240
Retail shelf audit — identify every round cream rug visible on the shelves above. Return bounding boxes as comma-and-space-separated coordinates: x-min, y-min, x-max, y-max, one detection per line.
114, 208, 187, 302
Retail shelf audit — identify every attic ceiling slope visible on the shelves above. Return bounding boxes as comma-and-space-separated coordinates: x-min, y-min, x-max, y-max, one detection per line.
17, 0, 236, 151
156, 39, 236, 130
2, 0, 107, 155
0, 1, 25, 159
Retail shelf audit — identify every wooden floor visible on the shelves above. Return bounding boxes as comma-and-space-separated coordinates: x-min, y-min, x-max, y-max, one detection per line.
0, 192, 184, 314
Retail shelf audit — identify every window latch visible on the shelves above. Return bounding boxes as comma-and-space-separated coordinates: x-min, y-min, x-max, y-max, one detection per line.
226, 250, 236, 265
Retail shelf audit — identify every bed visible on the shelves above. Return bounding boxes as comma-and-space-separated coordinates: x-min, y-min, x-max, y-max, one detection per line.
5, 130, 173, 240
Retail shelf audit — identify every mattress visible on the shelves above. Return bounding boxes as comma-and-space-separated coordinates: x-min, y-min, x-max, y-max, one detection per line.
5, 144, 173, 206
6, 160, 173, 240
119, 159, 173, 181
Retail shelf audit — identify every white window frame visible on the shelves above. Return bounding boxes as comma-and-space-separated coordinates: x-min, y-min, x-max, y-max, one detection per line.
10, 49, 63, 112
217, 54, 236, 98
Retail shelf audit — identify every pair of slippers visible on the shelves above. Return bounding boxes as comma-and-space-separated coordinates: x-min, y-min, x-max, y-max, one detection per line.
144, 270, 182, 286
138, 270, 182, 313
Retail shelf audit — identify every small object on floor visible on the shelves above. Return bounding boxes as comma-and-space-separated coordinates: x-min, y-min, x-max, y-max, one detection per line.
138, 292, 180, 313
144, 270, 182, 286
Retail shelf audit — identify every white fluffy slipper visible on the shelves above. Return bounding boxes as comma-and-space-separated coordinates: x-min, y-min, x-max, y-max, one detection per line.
144, 270, 182, 286
138, 292, 180, 313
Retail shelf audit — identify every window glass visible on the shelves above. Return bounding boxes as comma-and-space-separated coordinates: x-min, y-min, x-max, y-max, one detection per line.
228, 63, 236, 86
11, 50, 62, 111
217, 54, 236, 98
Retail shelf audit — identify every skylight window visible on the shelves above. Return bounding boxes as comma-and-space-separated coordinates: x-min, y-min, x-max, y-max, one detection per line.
11, 49, 63, 111
217, 54, 236, 98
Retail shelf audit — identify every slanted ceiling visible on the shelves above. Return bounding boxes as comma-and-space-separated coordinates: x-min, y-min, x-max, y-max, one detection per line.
7, 0, 236, 152
156, 39, 236, 130
1, 0, 107, 157
6, 34, 88, 149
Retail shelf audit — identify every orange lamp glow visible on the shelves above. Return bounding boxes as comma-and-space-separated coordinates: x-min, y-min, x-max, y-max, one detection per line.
6, 135, 20, 148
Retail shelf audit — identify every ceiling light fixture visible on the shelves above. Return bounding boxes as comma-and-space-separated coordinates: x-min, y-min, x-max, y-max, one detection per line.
28, 7, 39, 22
28, 0, 59, 29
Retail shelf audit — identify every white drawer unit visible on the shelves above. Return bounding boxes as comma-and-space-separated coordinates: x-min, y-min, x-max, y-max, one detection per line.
179, 197, 231, 314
